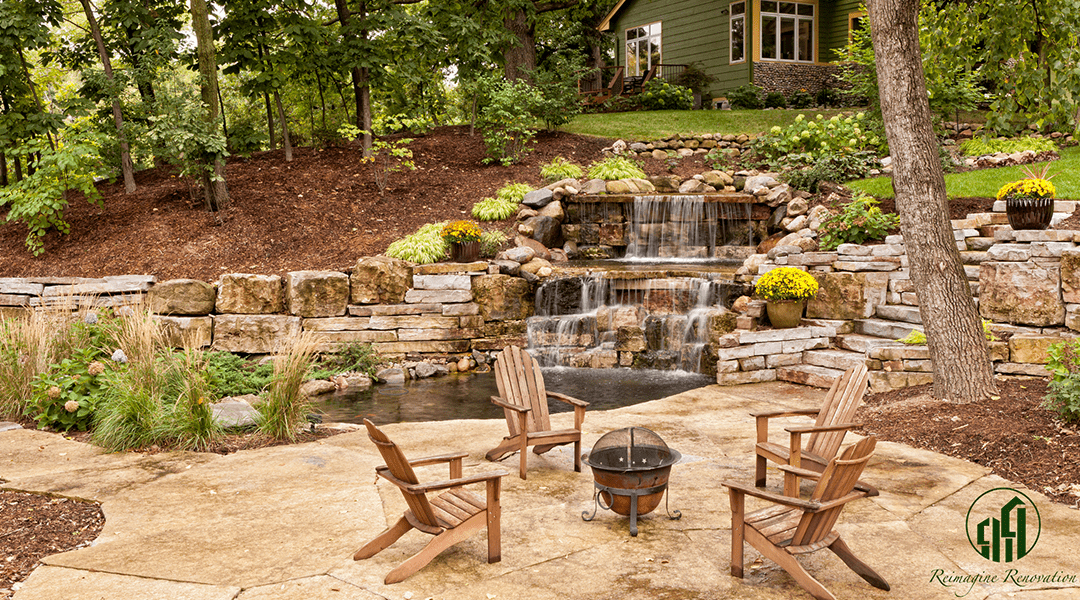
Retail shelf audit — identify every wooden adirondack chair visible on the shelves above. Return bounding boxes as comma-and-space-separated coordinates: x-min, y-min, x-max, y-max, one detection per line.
753, 364, 870, 496
724, 436, 890, 600
486, 345, 588, 480
354, 419, 508, 584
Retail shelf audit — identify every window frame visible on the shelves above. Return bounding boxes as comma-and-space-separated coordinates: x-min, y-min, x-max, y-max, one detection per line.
730, 1, 746, 64
759, 1, 816, 63
624, 21, 662, 77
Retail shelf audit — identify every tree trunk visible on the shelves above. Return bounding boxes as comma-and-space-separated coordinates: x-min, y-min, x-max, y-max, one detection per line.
275, 90, 293, 162
333, 0, 372, 155
315, 70, 328, 131
869, 0, 996, 401
503, 9, 536, 83
1, 152, 7, 187
190, 0, 229, 211
264, 92, 276, 149
81, 0, 136, 193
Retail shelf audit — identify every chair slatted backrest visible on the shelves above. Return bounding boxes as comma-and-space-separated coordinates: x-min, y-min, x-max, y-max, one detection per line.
363, 419, 440, 529
493, 346, 551, 436
806, 365, 869, 460
791, 436, 876, 547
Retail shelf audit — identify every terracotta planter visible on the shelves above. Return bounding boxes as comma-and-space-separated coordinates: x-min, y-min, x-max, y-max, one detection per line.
766, 299, 806, 329
1006, 196, 1053, 231
450, 241, 480, 262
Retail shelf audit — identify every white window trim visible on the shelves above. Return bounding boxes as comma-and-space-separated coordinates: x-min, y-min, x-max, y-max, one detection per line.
730, 2, 746, 64
625, 21, 662, 77
759, 1, 815, 63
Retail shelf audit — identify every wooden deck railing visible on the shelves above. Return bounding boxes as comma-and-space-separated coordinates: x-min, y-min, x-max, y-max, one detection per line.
578, 64, 687, 103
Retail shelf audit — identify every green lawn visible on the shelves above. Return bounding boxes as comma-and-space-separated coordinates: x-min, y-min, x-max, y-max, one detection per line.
561, 109, 847, 140
846, 146, 1080, 200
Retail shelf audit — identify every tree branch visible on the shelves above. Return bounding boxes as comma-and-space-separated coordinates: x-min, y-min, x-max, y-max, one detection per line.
535, 0, 579, 13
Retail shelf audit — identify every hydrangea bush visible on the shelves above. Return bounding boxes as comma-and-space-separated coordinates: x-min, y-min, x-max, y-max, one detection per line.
750, 113, 883, 162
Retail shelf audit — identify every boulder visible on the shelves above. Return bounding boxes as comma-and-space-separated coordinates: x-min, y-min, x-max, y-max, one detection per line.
351, 256, 412, 305
678, 179, 709, 194
285, 270, 350, 318
216, 274, 283, 314
806, 272, 889, 320
211, 395, 261, 429
606, 180, 633, 194
519, 257, 553, 276
472, 274, 534, 321
154, 316, 213, 348
581, 179, 607, 195
743, 175, 778, 194
701, 170, 734, 187
537, 200, 565, 221
979, 262, 1065, 326
514, 236, 552, 260
213, 315, 302, 353
648, 175, 681, 192
149, 279, 216, 316
787, 197, 809, 216
522, 188, 554, 208
615, 326, 646, 352
501, 246, 536, 264
523, 215, 563, 249
300, 379, 337, 397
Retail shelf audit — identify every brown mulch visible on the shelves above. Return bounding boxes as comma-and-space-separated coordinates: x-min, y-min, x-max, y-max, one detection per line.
857, 377, 1080, 508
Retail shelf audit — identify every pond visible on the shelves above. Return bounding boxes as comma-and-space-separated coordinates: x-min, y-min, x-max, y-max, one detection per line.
311, 368, 713, 425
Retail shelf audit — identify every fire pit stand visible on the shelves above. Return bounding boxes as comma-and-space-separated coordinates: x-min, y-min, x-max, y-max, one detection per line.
580, 427, 682, 536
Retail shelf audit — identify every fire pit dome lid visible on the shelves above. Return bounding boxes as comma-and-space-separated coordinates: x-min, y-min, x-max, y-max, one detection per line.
584, 426, 680, 471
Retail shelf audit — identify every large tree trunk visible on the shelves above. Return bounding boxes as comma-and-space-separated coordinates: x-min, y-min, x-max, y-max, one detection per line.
503, 9, 536, 83
333, 0, 372, 155
869, 0, 996, 401
190, 0, 229, 211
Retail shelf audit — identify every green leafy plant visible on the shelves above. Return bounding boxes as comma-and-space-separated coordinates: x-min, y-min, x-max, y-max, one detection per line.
145, 84, 229, 205
764, 91, 788, 109
639, 79, 692, 111
754, 267, 819, 302
476, 76, 537, 165
26, 352, 109, 432
781, 151, 882, 193
540, 157, 583, 182
675, 63, 716, 95
310, 342, 381, 380
258, 332, 318, 442
959, 137, 1059, 156
338, 125, 416, 195
529, 58, 584, 131
749, 112, 883, 163
385, 222, 450, 264
727, 84, 763, 110
587, 156, 646, 180
472, 197, 518, 221
480, 230, 508, 257
1044, 339, 1080, 423
789, 89, 815, 109
897, 330, 927, 345
163, 347, 221, 450
205, 351, 276, 398
817, 193, 900, 250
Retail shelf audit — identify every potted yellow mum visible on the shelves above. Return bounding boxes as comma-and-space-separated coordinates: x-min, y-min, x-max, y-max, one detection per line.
998, 163, 1056, 231
754, 267, 819, 328
441, 220, 483, 262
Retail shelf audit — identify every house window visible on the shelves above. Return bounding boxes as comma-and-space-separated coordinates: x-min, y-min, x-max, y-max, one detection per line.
625, 22, 661, 77
849, 11, 867, 41
760, 1, 814, 63
730, 2, 746, 64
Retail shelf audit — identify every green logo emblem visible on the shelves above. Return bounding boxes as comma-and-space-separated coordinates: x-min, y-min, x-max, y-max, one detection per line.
966, 487, 1041, 563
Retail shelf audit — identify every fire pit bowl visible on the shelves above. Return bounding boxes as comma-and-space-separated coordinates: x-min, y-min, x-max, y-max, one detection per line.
581, 427, 681, 536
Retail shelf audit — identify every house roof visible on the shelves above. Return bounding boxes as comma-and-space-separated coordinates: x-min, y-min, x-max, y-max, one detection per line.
597, 0, 631, 31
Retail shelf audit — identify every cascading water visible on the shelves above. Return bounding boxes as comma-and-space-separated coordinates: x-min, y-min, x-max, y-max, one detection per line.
622, 195, 754, 261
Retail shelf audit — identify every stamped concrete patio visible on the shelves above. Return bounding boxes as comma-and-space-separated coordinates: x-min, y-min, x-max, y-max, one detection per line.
3, 381, 1079, 600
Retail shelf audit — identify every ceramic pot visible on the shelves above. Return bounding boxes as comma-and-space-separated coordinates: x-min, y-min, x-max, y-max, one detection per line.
1005, 196, 1053, 231
450, 241, 480, 262
766, 299, 806, 329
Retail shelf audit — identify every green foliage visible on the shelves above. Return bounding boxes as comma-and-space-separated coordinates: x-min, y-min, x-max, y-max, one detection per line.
164, 348, 220, 450
476, 76, 537, 165
205, 351, 275, 398
751, 113, 883, 163
480, 230, 508, 257
26, 351, 109, 432
540, 157, 583, 182
145, 82, 228, 190
529, 58, 584, 131
338, 125, 416, 195
472, 197, 517, 221
789, 90, 814, 110
727, 84, 763, 110
674, 63, 715, 94
781, 151, 882, 193
587, 156, 646, 181
639, 80, 692, 111
373, 113, 434, 136
815, 88, 843, 108
764, 92, 787, 109
897, 330, 927, 345
959, 137, 1059, 156
0, 120, 104, 256
310, 342, 380, 380
385, 221, 450, 264
1044, 339, 1080, 423
818, 193, 900, 250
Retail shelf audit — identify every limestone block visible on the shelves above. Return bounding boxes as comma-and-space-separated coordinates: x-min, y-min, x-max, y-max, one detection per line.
412, 274, 472, 291
613, 326, 646, 352
978, 262, 1065, 326
986, 244, 1031, 262
716, 359, 740, 373
154, 316, 212, 348
739, 327, 811, 344
213, 315, 301, 353
806, 271, 888, 320
285, 271, 349, 318
366, 315, 460, 330
717, 369, 776, 385
149, 279, 216, 316
1009, 334, 1073, 364
442, 303, 480, 316
351, 256, 412, 305
216, 274, 283, 314
404, 289, 473, 304
739, 356, 766, 370
349, 303, 439, 316
1060, 250, 1080, 303
766, 353, 803, 368
0, 279, 43, 296
869, 371, 934, 393
472, 274, 533, 322
42, 275, 156, 297
0, 294, 31, 307
995, 362, 1050, 376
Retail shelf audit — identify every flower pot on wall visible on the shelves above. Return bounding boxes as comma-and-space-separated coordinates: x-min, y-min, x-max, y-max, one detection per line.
1005, 196, 1053, 231
766, 299, 805, 329
450, 241, 480, 262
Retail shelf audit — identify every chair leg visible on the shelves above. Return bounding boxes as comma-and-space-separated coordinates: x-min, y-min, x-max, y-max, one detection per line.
519, 439, 528, 480
487, 478, 502, 564
354, 516, 412, 561
745, 527, 837, 600
384, 515, 485, 584
573, 439, 581, 472
729, 490, 745, 578
829, 536, 890, 591
755, 454, 767, 488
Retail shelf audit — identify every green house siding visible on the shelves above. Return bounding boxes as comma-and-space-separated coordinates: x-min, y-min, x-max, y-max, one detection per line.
818, 0, 862, 62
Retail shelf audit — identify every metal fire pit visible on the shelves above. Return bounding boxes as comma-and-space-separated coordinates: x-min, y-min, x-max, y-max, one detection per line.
581, 426, 681, 536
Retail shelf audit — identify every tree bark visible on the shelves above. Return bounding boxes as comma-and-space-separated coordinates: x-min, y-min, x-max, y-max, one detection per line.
503, 9, 536, 83
333, 0, 372, 155
274, 90, 293, 162
190, 0, 229, 211
869, 0, 996, 401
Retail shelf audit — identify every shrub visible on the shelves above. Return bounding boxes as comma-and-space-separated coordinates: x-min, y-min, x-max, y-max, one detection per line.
789, 89, 814, 109
728, 84, 763, 110
530, 58, 584, 131
385, 222, 450, 264
1045, 339, 1080, 423
27, 351, 109, 432
337, 125, 416, 196
311, 342, 381, 379
205, 351, 275, 398
587, 156, 646, 180
639, 79, 692, 111
764, 91, 788, 109
754, 267, 819, 302
258, 331, 318, 441
749, 112, 884, 163
476, 76, 537, 165
0, 312, 58, 418
815, 87, 843, 108
163, 347, 221, 450
817, 193, 900, 250
472, 197, 518, 221
480, 230, 508, 257
959, 137, 1059, 156
781, 151, 882, 193
540, 157, 583, 182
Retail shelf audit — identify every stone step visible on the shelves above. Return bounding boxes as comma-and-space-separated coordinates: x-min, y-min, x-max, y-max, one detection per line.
803, 348, 872, 371
835, 334, 897, 354
777, 364, 844, 389
856, 318, 924, 340
874, 304, 922, 325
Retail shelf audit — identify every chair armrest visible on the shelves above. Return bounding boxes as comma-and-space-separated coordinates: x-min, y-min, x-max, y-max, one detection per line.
784, 423, 859, 434
547, 391, 588, 408
751, 409, 820, 419
408, 470, 509, 494
490, 396, 530, 413
722, 480, 821, 511
778, 464, 822, 480
407, 452, 469, 467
